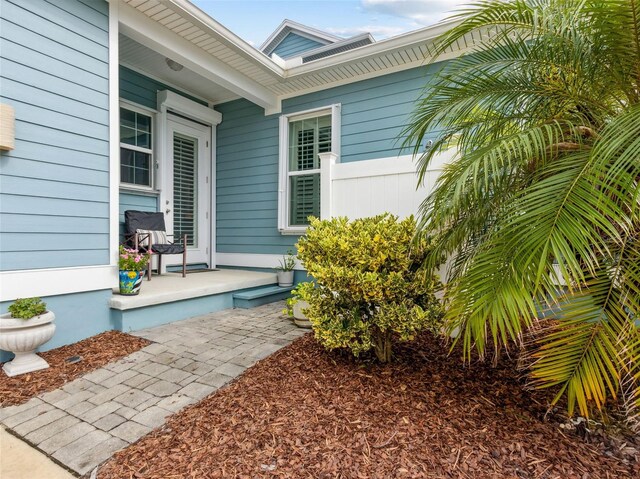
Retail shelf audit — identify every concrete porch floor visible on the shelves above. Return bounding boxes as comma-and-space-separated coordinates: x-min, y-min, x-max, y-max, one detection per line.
109, 268, 278, 310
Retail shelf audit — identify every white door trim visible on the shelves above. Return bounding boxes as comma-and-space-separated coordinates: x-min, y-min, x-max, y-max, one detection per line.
163, 115, 211, 266
157, 91, 221, 270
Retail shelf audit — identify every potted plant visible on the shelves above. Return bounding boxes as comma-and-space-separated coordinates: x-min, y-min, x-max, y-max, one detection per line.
275, 249, 296, 287
119, 245, 151, 295
0, 297, 56, 377
283, 285, 312, 329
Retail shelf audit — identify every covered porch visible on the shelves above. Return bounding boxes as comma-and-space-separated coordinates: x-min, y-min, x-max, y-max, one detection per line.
116, 0, 282, 276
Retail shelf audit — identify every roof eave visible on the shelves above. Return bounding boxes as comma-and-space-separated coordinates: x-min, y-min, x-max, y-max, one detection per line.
260, 19, 342, 54
286, 18, 460, 77
296, 32, 375, 60
163, 0, 284, 76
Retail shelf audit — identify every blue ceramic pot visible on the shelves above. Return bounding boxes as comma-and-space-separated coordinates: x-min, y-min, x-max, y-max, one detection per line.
119, 270, 143, 295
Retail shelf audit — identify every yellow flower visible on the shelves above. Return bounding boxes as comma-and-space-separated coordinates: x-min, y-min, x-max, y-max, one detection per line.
128, 271, 137, 279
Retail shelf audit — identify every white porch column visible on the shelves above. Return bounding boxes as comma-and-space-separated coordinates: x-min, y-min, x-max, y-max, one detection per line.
319, 152, 338, 220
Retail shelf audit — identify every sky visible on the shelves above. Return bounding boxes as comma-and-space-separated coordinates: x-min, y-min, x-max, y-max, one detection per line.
191, 0, 468, 47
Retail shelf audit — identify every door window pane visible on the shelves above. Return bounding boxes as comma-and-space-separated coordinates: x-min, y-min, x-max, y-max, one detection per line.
173, 133, 198, 247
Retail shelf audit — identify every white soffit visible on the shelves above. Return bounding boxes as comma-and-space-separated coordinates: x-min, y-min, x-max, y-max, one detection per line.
119, 0, 469, 107
119, 34, 239, 104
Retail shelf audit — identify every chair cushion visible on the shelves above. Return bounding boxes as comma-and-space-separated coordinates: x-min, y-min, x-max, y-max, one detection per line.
151, 243, 185, 255
137, 229, 168, 247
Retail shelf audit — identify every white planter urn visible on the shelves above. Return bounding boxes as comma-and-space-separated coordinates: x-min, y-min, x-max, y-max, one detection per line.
277, 270, 294, 287
0, 311, 56, 377
293, 300, 312, 329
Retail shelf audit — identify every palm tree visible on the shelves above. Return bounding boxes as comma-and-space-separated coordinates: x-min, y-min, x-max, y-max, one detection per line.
405, 0, 640, 418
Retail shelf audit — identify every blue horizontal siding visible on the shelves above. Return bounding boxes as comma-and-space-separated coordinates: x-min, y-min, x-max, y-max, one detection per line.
2, 157, 109, 186
282, 64, 443, 162
0, 250, 109, 271
0, 0, 110, 272
215, 63, 444, 255
119, 192, 158, 239
0, 195, 109, 218
1, 58, 108, 109
5, 139, 109, 171
0, 213, 109, 234
272, 32, 327, 59
0, 18, 108, 79
1, 233, 109, 252
215, 98, 284, 255
0, 289, 114, 363
2, 0, 108, 61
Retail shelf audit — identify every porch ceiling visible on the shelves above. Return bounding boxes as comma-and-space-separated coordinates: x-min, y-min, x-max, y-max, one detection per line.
119, 34, 240, 105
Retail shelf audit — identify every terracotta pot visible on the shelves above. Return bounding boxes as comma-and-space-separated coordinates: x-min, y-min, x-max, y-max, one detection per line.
0, 311, 56, 377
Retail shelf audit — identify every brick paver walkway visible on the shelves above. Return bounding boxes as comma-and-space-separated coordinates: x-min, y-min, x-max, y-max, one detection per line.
0, 302, 305, 475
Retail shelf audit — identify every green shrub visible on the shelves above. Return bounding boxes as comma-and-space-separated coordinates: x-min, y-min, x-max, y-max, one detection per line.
296, 214, 443, 362
8, 297, 47, 320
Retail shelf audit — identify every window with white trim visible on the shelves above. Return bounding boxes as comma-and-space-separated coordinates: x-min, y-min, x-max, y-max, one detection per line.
120, 107, 153, 188
278, 104, 340, 234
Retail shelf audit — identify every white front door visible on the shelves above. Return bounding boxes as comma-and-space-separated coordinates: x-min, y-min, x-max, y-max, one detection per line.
164, 115, 211, 267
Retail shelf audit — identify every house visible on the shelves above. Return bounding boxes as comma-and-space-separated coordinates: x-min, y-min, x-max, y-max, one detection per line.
0, 0, 463, 361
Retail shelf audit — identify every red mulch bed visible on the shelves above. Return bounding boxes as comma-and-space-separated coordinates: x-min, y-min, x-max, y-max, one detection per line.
97, 333, 638, 479
0, 331, 150, 407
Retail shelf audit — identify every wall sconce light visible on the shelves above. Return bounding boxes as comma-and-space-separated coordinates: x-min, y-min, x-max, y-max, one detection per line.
424, 139, 433, 151
165, 58, 184, 72
0, 104, 15, 151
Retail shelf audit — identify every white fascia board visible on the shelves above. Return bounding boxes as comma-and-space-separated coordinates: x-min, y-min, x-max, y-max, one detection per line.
119, 3, 281, 114
277, 41, 467, 101
296, 33, 375, 60
0, 265, 117, 302
260, 19, 340, 52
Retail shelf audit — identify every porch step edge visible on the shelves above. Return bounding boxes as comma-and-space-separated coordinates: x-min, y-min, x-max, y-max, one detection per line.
233, 285, 293, 309
110, 270, 277, 310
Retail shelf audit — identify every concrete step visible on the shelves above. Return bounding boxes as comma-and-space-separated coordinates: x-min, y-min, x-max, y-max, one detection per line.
233, 285, 293, 309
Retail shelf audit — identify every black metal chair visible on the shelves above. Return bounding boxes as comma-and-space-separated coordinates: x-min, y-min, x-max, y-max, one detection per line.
123, 210, 187, 280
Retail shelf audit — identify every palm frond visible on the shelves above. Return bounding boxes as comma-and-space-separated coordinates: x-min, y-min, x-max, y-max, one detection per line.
404, 0, 640, 417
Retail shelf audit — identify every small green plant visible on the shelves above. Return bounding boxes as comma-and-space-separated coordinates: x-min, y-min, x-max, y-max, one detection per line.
283, 297, 295, 318
119, 245, 151, 272
296, 214, 443, 362
282, 285, 304, 317
276, 249, 296, 272
8, 297, 47, 320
